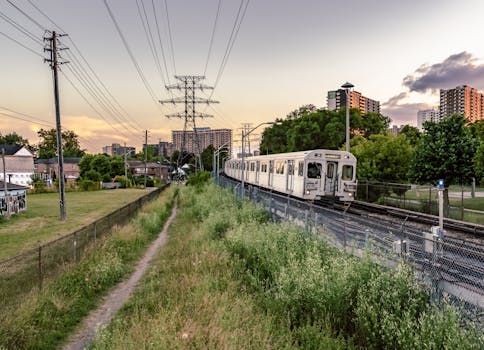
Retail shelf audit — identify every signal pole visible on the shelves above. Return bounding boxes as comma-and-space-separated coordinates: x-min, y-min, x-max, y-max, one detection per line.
160, 76, 218, 172
45, 31, 68, 221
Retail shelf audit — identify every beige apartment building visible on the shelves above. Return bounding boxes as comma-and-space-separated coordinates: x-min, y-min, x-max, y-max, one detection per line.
440, 85, 484, 122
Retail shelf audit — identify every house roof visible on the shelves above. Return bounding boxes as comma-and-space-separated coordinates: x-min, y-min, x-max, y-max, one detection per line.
0, 144, 33, 156
0, 181, 28, 190
34, 157, 81, 164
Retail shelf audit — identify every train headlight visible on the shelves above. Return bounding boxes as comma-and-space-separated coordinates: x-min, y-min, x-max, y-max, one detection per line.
348, 192, 353, 197
305, 190, 310, 195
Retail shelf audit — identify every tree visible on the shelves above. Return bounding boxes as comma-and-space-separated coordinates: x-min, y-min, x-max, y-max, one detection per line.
109, 156, 125, 178
0, 132, 29, 147
200, 145, 215, 172
352, 133, 414, 183
399, 125, 421, 147
90, 154, 111, 176
37, 128, 85, 159
79, 154, 95, 178
408, 114, 478, 211
474, 141, 484, 184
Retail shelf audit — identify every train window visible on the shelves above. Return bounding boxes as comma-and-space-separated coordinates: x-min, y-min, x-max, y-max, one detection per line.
269, 161, 274, 173
256, 161, 260, 172
287, 161, 294, 175
342, 165, 353, 180
307, 162, 322, 179
250, 162, 255, 171
261, 163, 267, 172
327, 163, 335, 178
276, 161, 284, 174
298, 161, 304, 176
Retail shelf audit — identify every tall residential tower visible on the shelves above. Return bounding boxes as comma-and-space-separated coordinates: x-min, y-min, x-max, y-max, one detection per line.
439, 85, 484, 122
327, 89, 380, 115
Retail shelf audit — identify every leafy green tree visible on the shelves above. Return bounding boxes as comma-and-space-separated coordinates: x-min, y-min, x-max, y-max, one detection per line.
84, 169, 102, 182
90, 154, 111, 176
352, 133, 414, 182
474, 141, 484, 184
408, 114, 478, 210
0, 132, 29, 147
79, 154, 95, 178
37, 128, 85, 159
200, 144, 215, 172
399, 125, 421, 147
357, 112, 391, 139
109, 156, 125, 178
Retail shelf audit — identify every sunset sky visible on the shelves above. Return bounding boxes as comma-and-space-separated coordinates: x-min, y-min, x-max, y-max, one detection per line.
2, 0, 484, 153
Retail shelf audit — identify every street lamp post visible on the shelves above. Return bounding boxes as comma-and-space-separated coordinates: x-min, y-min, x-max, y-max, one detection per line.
213, 142, 230, 180
341, 82, 354, 153
241, 121, 275, 199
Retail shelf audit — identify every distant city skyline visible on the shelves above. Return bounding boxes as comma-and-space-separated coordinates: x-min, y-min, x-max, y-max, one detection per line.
2, 0, 484, 153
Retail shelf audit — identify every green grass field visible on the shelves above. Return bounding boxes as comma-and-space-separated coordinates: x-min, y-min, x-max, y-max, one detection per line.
0, 189, 155, 260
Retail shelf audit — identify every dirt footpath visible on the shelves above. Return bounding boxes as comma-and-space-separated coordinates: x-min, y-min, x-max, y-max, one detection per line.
63, 202, 178, 350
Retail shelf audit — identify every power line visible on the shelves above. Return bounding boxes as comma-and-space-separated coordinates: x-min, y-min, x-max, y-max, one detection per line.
0, 11, 43, 45
0, 30, 43, 57
213, 0, 250, 89
204, 0, 222, 76
102, 0, 163, 111
25, 0, 144, 131
151, 0, 171, 85
164, 0, 177, 74
135, 0, 166, 85
6, 0, 46, 31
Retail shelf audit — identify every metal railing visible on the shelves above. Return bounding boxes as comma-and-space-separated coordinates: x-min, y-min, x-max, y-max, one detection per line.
0, 185, 168, 311
218, 177, 484, 325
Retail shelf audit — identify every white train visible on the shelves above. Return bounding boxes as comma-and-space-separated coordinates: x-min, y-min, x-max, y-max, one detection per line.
224, 149, 357, 202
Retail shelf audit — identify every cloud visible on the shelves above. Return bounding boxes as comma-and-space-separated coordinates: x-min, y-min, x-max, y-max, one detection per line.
381, 93, 432, 126
403, 51, 484, 92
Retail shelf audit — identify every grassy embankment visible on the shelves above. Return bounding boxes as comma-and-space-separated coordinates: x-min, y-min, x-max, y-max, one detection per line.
91, 181, 482, 349
0, 188, 155, 259
0, 187, 176, 350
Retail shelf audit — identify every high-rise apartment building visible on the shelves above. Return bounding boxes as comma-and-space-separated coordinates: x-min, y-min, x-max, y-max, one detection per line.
172, 128, 232, 156
439, 85, 484, 122
102, 143, 136, 157
327, 89, 380, 115
417, 109, 439, 130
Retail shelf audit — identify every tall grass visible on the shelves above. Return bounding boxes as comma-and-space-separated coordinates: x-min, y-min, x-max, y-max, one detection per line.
0, 188, 176, 350
192, 183, 483, 349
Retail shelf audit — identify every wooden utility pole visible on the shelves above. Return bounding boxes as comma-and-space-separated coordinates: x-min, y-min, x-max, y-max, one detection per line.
124, 142, 128, 188
144, 130, 148, 188
45, 31, 68, 220
1, 148, 10, 218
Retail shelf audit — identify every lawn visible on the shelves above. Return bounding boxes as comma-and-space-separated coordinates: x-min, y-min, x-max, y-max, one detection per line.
0, 188, 155, 259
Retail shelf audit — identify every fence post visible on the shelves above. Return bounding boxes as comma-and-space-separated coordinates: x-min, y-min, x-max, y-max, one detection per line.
366, 181, 369, 202
38, 246, 42, 291
461, 184, 464, 221
73, 233, 77, 264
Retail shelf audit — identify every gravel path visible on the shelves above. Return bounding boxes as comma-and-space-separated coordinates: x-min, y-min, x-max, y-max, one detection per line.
63, 202, 178, 350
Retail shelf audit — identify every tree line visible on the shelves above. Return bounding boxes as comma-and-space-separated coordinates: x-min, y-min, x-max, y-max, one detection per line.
259, 105, 484, 187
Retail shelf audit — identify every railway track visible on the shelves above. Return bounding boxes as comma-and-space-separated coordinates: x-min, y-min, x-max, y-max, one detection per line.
348, 200, 484, 238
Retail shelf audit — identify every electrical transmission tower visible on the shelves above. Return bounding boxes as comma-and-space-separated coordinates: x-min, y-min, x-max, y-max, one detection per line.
160, 75, 218, 172
44, 31, 69, 221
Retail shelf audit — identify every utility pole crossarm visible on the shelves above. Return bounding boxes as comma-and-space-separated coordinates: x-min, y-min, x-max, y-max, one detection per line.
159, 97, 219, 104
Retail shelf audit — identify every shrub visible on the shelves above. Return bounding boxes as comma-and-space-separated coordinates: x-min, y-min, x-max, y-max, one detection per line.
79, 179, 99, 191
84, 170, 102, 182
102, 174, 112, 183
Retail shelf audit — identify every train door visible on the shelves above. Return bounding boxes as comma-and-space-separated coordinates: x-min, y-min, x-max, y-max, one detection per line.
255, 161, 260, 184
268, 160, 274, 187
286, 160, 294, 192
324, 161, 338, 195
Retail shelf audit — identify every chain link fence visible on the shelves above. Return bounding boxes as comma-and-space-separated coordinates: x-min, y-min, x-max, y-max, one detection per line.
0, 185, 168, 312
356, 180, 484, 225
218, 177, 483, 325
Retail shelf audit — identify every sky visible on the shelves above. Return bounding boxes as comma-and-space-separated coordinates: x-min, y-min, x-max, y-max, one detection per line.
1, 0, 484, 154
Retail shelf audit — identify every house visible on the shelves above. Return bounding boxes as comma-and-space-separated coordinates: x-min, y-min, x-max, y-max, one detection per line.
0, 181, 28, 215
35, 157, 81, 183
126, 161, 170, 180
0, 144, 35, 187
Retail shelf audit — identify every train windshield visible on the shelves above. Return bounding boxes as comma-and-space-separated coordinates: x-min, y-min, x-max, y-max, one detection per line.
342, 165, 353, 181
307, 162, 322, 179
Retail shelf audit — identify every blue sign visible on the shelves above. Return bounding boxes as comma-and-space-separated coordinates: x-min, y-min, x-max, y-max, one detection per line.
438, 179, 444, 189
